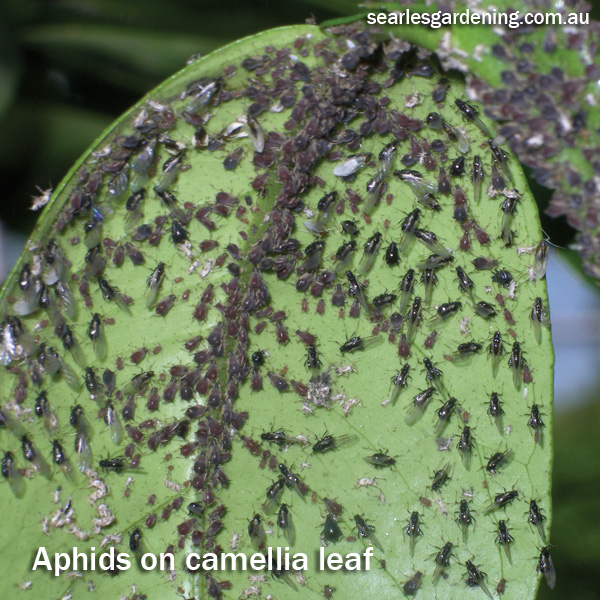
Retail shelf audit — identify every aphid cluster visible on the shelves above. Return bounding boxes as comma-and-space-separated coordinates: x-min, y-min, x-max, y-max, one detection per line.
0, 23, 553, 600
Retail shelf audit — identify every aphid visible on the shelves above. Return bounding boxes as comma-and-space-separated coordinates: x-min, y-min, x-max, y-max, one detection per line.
530, 297, 549, 344
486, 450, 511, 474
373, 293, 397, 309
154, 152, 184, 192
35, 391, 57, 431
528, 500, 547, 543
433, 542, 453, 583
339, 334, 380, 354
363, 452, 396, 468
471, 155, 484, 203
488, 140, 513, 184
528, 404, 545, 445
251, 350, 266, 368
405, 387, 435, 425
246, 114, 264, 152
473, 301, 497, 319
248, 514, 265, 549
488, 331, 504, 377
129, 528, 143, 558
534, 239, 548, 279
490, 164, 506, 190
97, 277, 129, 312
99, 457, 128, 474
2, 451, 25, 497
323, 497, 343, 517
360, 232, 382, 274
500, 197, 518, 246
306, 344, 321, 378
69, 404, 91, 437
508, 342, 526, 389
21, 434, 51, 479
423, 358, 445, 398
465, 560, 493, 599
170, 220, 189, 244
496, 520, 513, 562
450, 156, 465, 177
488, 392, 504, 432
146, 262, 165, 308
302, 240, 325, 272
433, 301, 462, 324
406, 297, 422, 343
188, 501, 204, 517
346, 270, 370, 314
277, 503, 295, 544
537, 547, 556, 590
85, 367, 103, 401
278, 463, 306, 497
483, 490, 518, 514
437, 167, 451, 195
388, 364, 410, 405
87, 313, 107, 359
123, 371, 154, 395
74, 433, 92, 472
14, 263, 37, 315
405, 511, 422, 555
434, 397, 457, 434
262, 478, 285, 513
384, 241, 400, 267
420, 269, 437, 305
457, 425, 473, 468
399, 209, 421, 252
414, 229, 452, 260
333, 152, 371, 177
155, 189, 184, 220
124, 189, 145, 230
454, 267, 474, 301
363, 177, 384, 215
456, 499, 474, 542
334, 240, 356, 272
395, 169, 440, 211
399, 269, 415, 313
260, 430, 304, 447
426, 112, 442, 130
341, 219, 359, 236
312, 434, 357, 454
104, 400, 124, 444
322, 514, 343, 543
431, 462, 451, 491
442, 120, 469, 153
267, 371, 288, 393
455, 99, 492, 136
354, 515, 383, 552
52, 440, 73, 479
472, 257, 499, 270
403, 571, 423, 596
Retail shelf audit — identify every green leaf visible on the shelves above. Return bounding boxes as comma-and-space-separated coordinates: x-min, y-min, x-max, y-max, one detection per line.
0, 23, 553, 600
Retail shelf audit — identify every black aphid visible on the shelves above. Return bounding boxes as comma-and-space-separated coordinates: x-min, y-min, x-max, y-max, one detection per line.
456, 499, 474, 542
322, 514, 343, 543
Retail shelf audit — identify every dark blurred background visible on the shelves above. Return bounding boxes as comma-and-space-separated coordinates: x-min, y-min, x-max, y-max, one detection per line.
0, 1, 599, 598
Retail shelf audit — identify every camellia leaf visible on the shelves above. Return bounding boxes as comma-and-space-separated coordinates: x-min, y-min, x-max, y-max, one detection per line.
0, 23, 553, 600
